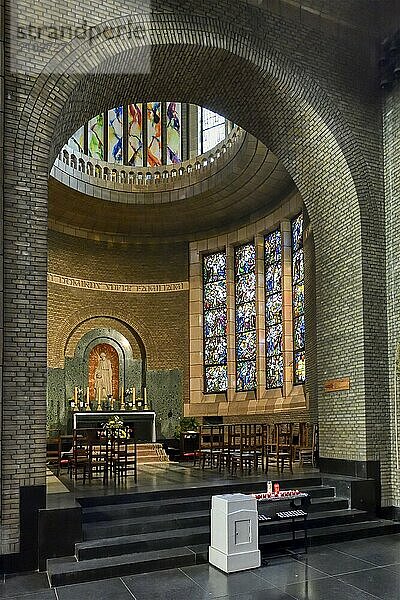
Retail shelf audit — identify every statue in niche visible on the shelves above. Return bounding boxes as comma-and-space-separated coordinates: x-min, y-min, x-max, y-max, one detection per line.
94, 352, 113, 401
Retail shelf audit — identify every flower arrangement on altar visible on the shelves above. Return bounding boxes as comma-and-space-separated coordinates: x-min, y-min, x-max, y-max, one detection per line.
102, 415, 127, 438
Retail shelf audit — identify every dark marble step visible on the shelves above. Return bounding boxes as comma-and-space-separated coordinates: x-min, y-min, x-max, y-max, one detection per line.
81, 484, 335, 523
48, 518, 400, 587
82, 493, 345, 541
77, 525, 210, 560
79, 509, 367, 559
77, 476, 322, 508
47, 547, 197, 587
259, 518, 400, 550
83, 509, 210, 540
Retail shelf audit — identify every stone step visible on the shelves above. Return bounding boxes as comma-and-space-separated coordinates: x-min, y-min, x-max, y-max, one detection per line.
47, 547, 197, 587
79, 509, 367, 558
81, 484, 335, 523
48, 518, 400, 587
77, 476, 323, 508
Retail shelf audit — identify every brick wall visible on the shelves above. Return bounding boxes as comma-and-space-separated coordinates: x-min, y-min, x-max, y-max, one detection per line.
383, 83, 400, 509
48, 230, 189, 388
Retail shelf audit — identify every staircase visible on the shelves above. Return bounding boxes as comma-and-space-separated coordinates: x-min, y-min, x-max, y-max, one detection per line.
47, 476, 400, 587
136, 443, 169, 464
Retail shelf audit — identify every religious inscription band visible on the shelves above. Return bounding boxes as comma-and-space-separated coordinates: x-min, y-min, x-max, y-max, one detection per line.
48, 273, 189, 294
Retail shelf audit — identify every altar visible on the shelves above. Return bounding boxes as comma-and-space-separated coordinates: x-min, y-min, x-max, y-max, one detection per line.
73, 411, 156, 443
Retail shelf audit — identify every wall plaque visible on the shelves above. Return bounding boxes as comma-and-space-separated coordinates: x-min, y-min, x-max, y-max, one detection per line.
324, 377, 350, 393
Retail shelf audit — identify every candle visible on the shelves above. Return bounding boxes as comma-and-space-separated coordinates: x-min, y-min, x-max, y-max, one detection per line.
144, 388, 147, 402
132, 387, 136, 403
86, 387, 90, 403
74, 386, 78, 403
121, 386, 124, 401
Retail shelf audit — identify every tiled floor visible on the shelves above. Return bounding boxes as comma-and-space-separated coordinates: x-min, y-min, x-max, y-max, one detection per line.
0, 534, 399, 599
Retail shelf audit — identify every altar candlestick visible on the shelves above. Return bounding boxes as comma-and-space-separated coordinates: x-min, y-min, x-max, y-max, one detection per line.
132, 387, 136, 403
74, 386, 78, 403
85, 387, 91, 411
120, 386, 126, 411
144, 387, 148, 410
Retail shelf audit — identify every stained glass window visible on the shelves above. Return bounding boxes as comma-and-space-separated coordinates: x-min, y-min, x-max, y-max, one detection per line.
88, 114, 104, 161
235, 243, 257, 391
166, 102, 182, 164
203, 252, 228, 393
127, 103, 143, 167
147, 102, 162, 167
292, 214, 305, 383
265, 229, 283, 388
108, 106, 123, 164
68, 125, 85, 153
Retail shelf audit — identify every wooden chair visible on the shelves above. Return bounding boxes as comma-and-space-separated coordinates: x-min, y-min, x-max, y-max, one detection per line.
111, 430, 137, 484
230, 424, 263, 475
88, 431, 109, 484
46, 429, 61, 475
68, 429, 91, 483
266, 423, 293, 474
298, 423, 318, 467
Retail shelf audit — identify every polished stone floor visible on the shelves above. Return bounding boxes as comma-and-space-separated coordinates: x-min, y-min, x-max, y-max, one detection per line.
1, 534, 399, 599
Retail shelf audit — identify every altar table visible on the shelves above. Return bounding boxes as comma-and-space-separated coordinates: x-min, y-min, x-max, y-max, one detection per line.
73, 411, 156, 442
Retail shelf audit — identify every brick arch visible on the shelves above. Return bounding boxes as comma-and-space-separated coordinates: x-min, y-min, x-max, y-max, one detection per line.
50, 311, 161, 371
14, 14, 372, 454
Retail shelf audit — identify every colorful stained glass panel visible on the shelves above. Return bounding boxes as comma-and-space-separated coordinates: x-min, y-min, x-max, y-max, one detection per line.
204, 280, 226, 310
265, 264, 282, 294
266, 293, 282, 324
293, 249, 304, 284
266, 355, 284, 388
108, 106, 123, 164
292, 213, 304, 252
237, 361, 257, 391
236, 303, 256, 333
204, 253, 226, 284
236, 273, 256, 305
293, 284, 304, 318
166, 102, 181, 164
294, 315, 305, 349
69, 126, 84, 153
237, 331, 257, 360
128, 103, 143, 167
88, 114, 104, 160
204, 308, 227, 338
205, 337, 227, 365
205, 366, 228, 393
147, 102, 162, 167
235, 244, 256, 275
295, 351, 306, 383
265, 231, 282, 263
266, 324, 282, 356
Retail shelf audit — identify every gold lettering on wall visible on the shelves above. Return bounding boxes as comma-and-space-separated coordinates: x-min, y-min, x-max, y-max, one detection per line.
48, 273, 189, 293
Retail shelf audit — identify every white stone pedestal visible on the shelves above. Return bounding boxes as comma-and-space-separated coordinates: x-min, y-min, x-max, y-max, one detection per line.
208, 493, 261, 573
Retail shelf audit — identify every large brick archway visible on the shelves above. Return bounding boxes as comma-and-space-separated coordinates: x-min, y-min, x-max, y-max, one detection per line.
1, 3, 389, 552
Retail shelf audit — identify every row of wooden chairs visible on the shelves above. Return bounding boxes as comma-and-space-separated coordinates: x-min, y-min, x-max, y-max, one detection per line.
46, 427, 137, 485
192, 422, 318, 475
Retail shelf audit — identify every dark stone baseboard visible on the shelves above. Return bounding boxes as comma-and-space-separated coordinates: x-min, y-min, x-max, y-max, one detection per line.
378, 506, 400, 521
320, 457, 381, 513
319, 457, 380, 480
0, 484, 46, 573
38, 505, 82, 571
